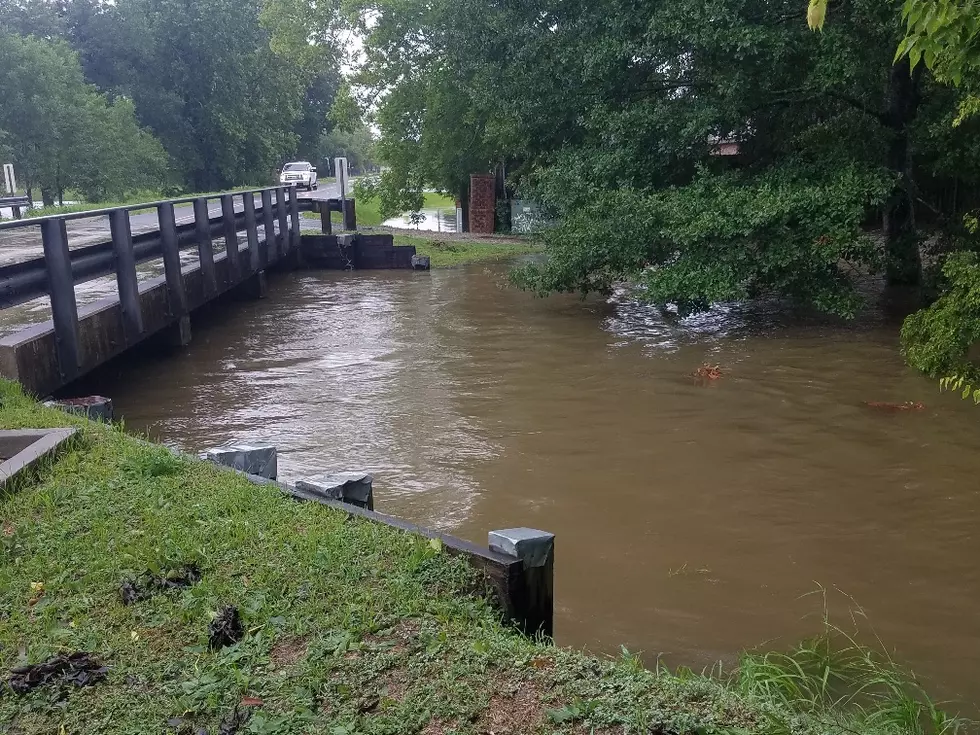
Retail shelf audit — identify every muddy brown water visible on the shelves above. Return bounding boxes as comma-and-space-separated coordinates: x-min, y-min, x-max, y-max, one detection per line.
39, 262, 980, 707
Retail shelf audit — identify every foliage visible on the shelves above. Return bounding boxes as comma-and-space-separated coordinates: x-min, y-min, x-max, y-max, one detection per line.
0, 0, 346, 194
0, 32, 170, 203
897, 0, 980, 85
901, 252, 980, 378
940, 375, 980, 404
0, 380, 965, 734
359, 0, 966, 313
516, 164, 891, 317
319, 124, 377, 175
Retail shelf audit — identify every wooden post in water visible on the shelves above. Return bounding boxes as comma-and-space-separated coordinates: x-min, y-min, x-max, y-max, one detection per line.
488, 528, 555, 638
260, 190, 275, 266
193, 197, 217, 293
220, 194, 240, 277
275, 187, 289, 256
343, 199, 357, 231
157, 201, 187, 318
242, 193, 260, 273
288, 186, 301, 249
40, 218, 80, 383
109, 209, 144, 342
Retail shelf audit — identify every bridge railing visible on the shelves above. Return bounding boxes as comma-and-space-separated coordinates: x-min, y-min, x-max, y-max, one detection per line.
0, 185, 307, 386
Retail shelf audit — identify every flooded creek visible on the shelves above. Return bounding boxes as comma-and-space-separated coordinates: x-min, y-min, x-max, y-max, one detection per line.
66, 262, 980, 706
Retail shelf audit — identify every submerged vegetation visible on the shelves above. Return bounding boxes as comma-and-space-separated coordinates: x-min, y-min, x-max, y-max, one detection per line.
0, 381, 970, 733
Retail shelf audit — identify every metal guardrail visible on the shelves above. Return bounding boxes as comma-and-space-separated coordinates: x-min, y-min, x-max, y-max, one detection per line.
0, 195, 30, 219
0, 186, 309, 386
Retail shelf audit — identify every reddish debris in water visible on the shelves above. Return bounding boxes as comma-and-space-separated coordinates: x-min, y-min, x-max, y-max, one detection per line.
863, 401, 925, 412
693, 363, 723, 382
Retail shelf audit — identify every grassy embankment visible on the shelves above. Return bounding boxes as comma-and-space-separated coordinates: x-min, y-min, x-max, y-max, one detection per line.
303, 192, 537, 267
0, 381, 967, 734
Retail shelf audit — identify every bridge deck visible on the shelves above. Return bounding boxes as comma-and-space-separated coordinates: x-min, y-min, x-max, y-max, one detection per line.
0, 187, 308, 396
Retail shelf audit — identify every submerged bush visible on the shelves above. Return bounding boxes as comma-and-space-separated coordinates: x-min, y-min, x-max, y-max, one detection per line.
901, 252, 980, 379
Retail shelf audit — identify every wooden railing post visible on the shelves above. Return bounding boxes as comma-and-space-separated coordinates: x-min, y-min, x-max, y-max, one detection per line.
109, 209, 144, 341
242, 193, 260, 273
488, 528, 555, 638
193, 197, 217, 293
260, 189, 275, 265
242, 192, 260, 273
319, 200, 332, 234
220, 194, 240, 276
275, 187, 289, 256
288, 186, 301, 249
343, 198, 357, 231
40, 218, 81, 382
157, 201, 187, 317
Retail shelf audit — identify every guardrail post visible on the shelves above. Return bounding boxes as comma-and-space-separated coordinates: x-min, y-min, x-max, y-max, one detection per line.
220, 194, 240, 277
343, 199, 357, 231
288, 186, 301, 249
260, 190, 275, 265
109, 209, 144, 341
157, 201, 187, 317
40, 218, 81, 382
193, 197, 217, 293
488, 528, 555, 638
242, 193, 260, 272
319, 200, 332, 235
275, 187, 289, 256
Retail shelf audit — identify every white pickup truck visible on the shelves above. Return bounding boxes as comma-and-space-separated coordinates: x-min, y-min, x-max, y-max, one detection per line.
279, 161, 318, 191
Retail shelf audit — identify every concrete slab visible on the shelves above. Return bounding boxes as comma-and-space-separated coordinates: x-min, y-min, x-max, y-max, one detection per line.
204, 444, 277, 480
295, 471, 374, 510
0, 428, 77, 491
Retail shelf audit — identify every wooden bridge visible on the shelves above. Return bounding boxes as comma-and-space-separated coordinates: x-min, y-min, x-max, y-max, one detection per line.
0, 186, 417, 397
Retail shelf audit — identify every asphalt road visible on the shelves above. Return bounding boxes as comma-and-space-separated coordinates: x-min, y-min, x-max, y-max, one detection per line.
0, 180, 341, 266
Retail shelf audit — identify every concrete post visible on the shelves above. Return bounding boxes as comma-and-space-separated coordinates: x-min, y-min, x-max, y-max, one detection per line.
488, 528, 555, 638
295, 472, 373, 510
343, 199, 357, 231
204, 444, 277, 480
43, 396, 113, 423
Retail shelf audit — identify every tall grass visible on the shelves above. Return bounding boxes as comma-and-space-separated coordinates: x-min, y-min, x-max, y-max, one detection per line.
734, 612, 971, 735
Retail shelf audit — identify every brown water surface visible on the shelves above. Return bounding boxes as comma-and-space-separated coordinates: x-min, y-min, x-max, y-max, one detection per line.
74, 263, 980, 706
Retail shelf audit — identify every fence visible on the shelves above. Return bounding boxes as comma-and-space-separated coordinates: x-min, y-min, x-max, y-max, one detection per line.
0, 186, 303, 391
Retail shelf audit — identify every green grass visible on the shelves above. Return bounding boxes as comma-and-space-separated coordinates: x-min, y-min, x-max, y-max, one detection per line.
393, 235, 536, 267
0, 381, 967, 734
302, 192, 457, 228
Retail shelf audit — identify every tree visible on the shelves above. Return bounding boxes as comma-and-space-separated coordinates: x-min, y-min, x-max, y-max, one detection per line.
359, 0, 978, 314
318, 125, 376, 175
0, 31, 169, 204
73, 0, 311, 190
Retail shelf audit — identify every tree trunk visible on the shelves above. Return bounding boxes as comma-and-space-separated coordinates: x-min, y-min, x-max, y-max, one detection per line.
40, 187, 55, 207
883, 59, 924, 286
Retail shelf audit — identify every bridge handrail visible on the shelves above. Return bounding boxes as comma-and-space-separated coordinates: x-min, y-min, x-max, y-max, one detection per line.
0, 186, 288, 231
0, 184, 314, 387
